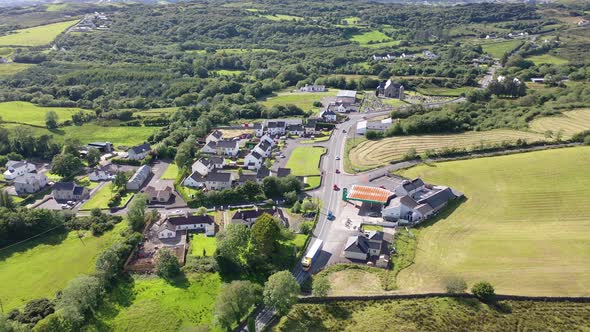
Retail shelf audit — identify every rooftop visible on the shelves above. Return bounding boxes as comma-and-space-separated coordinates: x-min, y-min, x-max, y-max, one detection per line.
337, 90, 357, 98
346, 185, 394, 204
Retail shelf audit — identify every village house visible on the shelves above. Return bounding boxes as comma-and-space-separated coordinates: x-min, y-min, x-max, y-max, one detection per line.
126, 165, 151, 191
372, 54, 394, 61
320, 109, 337, 122
326, 102, 359, 113
230, 207, 287, 228
206, 130, 223, 144
260, 134, 275, 147
344, 230, 384, 261
3, 160, 36, 180
252, 123, 264, 137
238, 166, 270, 184
191, 156, 225, 176
127, 143, 151, 160
377, 79, 405, 99
266, 121, 286, 136
299, 84, 326, 92
53, 182, 89, 201
244, 150, 264, 170
14, 173, 48, 196
86, 142, 113, 153
287, 124, 305, 136
336, 90, 357, 105
253, 140, 272, 158
304, 119, 317, 135
157, 213, 215, 239
144, 185, 172, 203
356, 118, 394, 135
89, 166, 116, 182
184, 170, 234, 190
201, 140, 240, 157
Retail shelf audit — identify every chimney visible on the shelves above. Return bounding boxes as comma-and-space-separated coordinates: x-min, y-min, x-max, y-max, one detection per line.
255, 206, 259, 212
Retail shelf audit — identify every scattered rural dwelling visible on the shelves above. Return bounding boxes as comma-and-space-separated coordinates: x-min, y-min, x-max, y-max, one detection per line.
230, 207, 287, 228
89, 166, 115, 181
530, 78, 545, 83
184, 170, 234, 190
372, 54, 394, 61
336, 90, 357, 105
356, 118, 393, 135
14, 173, 48, 195
127, 143, 151, 160
299, 84, 326, 92
244, 151, 264, 170
191, 156, 225, 176
578, 19, 589, 27
376, 79, 405, 100
157, 213, 215, 239
126, 165, 151, 191
86, 142, 113, 153
53, 182, 89, 201
319, 109, 337, 122
144, 185, 172, 203
206, 130, 224, 144
327, 102, 359, 113
3, 160, 36, 180
422, 50, 438, 59
266, 121, 287, 136
344, 230, 384, 261
275, 167, 291, 178
287, 124, 305, 136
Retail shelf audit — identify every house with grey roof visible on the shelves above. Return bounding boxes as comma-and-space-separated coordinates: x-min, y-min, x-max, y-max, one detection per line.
344, 230, 384, 261
3, 160, 36, 180
266, 121, 286, 136
15, 173, 48, 195
336, 90, 357, 105
127, 143, 151, 160
244, 150, 264, 170
230, 207, 287, 228
144, 185, 172, 203
126, 165, 151, 191
206, 130, 223, 144
183, 170, 234, 190
192, 156, 225, 176
320, 109, 337, 122
299, 84, 326, 92
53, 182, 89, 201
286, 124, 304, 136
157, 213, 215, 239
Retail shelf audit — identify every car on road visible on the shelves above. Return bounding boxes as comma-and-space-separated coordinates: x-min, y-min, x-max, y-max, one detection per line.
327, 211, 335, 220
335, 156, 340, 160
333, 184, 339, 190
342, 129, 346, 133
335, 169, 340, 174
367, 211, 382, 217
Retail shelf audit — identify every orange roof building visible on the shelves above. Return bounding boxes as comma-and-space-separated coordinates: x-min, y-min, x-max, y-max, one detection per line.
344, 185, 394, 205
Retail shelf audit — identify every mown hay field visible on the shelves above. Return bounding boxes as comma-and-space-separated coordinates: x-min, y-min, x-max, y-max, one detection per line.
396, 147, 590, 296
0, 101, 90, 126
0, 19, 79, 46
348, 129, 546, 169
529, 108, 590, 138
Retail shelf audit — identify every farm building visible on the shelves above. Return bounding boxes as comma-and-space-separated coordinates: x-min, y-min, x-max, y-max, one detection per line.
336, 90, 357, 105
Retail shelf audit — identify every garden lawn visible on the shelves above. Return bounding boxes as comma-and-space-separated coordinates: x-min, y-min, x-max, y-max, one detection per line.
80, 183, 134, 210
190, 234, 217, 257
260, 90, 337, 112
396, 146, 590, 296
304, 176, 321, 190
0, 222, 125, 311
162, 163, 179, 180
481, 39, 522, 58
285, 146, 326, 176
89, 273, 222, 332
0, 101, 90, 126
0, 19, 79, 46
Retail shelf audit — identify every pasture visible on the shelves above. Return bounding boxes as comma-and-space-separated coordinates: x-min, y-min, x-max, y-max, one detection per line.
529, 108, 590, 138
276, 298, 590, 331
90, 273, 222, 331
285, 146, 326, 176
526, 53, 569, 65
0, 101, 89, 126
396, 147, 590, 296
348, 129, 546, 169
349, 30, 400, 48
0, 19, 79, 47
480, 39, 522, 58
0, 63, 33, 77
0, 222, 125, 311
260, 90, 337, 112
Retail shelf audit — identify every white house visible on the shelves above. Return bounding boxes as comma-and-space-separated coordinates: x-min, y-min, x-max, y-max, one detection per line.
287, 124, 305, 136
244, 151, 264, 170
14, 173, 48, 195
356, 118, 394, 135
127, 143, 151, 160
126, 165, 151, 191
320, 109, 337, 122
191, 156, 224, 176
89, 167, 115, 181
157, 213, 215, 239
260, 134, 275, 147
144, 185, 172, 203
252, 123, 264, 137
184, 170, 234, 190
230, 207, 287, 228
253, 140, 272, 158
53, 182, 88, 201
205, 130, 223, 144
266, 121, 286, 136
216, 140, 239, 157
299, 84, 326, 92
344, 231, 384, 261
3, 161, 36, 180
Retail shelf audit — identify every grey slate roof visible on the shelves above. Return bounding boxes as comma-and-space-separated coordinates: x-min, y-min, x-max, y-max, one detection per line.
276, 168, 291, 178
401, 178, 425, 192
216, 140, 239, 148
418, 187, 456, 210
337, 90, 357, 98
53, 182, 76, 191
257, 166, 270, 179
250, 151, 263, 160
129, 143, 151, 155
168, 214, 214, 226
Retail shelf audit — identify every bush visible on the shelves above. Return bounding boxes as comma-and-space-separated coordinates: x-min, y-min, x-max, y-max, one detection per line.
445, 276, 467, 294
183, 256, 219, 273
471, 281, 495, 302
299, 221, 314, 235
155, 249, 181, 280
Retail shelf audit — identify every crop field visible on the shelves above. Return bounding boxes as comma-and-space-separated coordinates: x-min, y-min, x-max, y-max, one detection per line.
90, 273, 222, 331
0, 63, 33, 76
260, 90, 337, 112
0, 222, 125, 311
0, 101, 89, 125
190, 234, 217, 257
396, 147, 590, 296
526, 53, 569, 65
0, 19, 79, 47
275, 297, 590, 331
529, 108, 590, 138
4, 122, 159, 147
285, 146, 326, 176
480, 39, 522, 58
80, 183, 134, 210
348, 129, 546, 169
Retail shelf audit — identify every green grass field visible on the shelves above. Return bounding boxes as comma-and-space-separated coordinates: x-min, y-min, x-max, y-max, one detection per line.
161, 163, 179, 180
3, 122, 158, 147
417, 86, 475, 97
45, 3, 70, 11
90, 273, 222, 331
349, 129, 546, 169
80, 183, 134, 210
0, 19, 79, 47
381, 98, 408, 107
530, 108, 590, 138
137, 107, 180, 117
0, 63, 33, 77
396, 147, 590, 296
216, 48, 277, 54
304, 175, 321, 190
349, 30, 400, 48
190, 234, 217, 257
0, 222, 125, 310
526, 53, 569, 65
481, 39, 522, 58
285, 146, 326, 176
261, 14, 302, 21
275, 297, 590, 331
260, 90, 337, 112
0, 101, 89, 126
212, 69, 245, 76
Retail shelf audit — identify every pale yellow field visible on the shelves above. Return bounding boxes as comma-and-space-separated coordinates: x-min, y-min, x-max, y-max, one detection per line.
349, 129, 546, 169
529, 108, 590, 138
